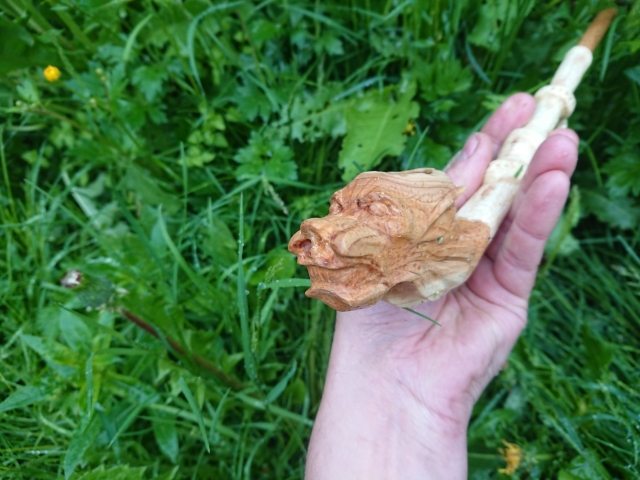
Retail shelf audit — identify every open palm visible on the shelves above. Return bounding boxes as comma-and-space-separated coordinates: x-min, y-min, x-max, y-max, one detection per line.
306, 93, 579, 479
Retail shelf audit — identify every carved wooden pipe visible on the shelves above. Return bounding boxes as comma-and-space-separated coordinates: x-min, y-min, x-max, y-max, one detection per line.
289, 9, 617, 311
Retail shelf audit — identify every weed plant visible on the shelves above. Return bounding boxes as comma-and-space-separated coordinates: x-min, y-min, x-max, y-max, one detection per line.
0, 0, 639, 478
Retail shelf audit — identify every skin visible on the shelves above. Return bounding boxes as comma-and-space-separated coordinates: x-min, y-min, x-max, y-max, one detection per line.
305, 93, 580, 479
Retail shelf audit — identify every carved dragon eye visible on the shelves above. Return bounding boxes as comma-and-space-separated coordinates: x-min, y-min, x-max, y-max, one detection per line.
367, 202, 390, 216
329, 202, 343, 214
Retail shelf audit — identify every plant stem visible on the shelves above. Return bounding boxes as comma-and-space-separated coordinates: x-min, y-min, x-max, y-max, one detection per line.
119, 308, 246, 392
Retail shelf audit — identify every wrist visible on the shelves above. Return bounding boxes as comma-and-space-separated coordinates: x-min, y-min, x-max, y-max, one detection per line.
332, 311, 474, 430
306, 311, 472, 480
332, 307, 477, 424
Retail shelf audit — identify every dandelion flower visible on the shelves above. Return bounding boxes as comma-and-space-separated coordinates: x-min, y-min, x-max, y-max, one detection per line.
498, 440, 523, 475
44, 65, 61, 82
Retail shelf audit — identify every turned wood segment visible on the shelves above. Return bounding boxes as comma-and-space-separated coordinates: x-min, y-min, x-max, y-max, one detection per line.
457, 47, 591, 236
456, 8, 616, 236
577, 8, 618, 52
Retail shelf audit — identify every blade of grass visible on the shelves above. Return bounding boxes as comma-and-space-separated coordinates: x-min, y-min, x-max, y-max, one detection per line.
257, 279, 311, 290
156, 206, 214, 297
264, 361, 296, 404
178, 376, 210, 453
122, 13, 154, 63
237, 193, 257, 382
186, 1, 244, 95
599, 15, 621, 82
207, 388, 230, 445
107, 393, 160, 448
403, 307, 441, 326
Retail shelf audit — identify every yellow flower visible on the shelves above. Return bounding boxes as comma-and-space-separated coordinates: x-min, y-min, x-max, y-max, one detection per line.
403, 118, 416, 136
498, 440, 523, 475
43, 65, 61, 82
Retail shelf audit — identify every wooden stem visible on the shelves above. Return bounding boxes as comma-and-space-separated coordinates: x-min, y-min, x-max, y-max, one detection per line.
456, 8, 617, 238
578, 8, 618, 52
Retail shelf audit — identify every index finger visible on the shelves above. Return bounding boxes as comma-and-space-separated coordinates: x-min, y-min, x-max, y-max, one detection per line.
445, 93, 537, 207
481, 93, 537, 157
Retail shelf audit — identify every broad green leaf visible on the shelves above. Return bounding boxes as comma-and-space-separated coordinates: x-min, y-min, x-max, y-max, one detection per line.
546, 185, 581, 257
64, 415, 101, 479
468, 0, 535, 52
120, 166, 181, 214
558, 451, 612, 480
16, 77, 39, 103
285, 378, 307, 405
21, 149, 50, 167
234, 131, 297, 183
152, 412, 179, 463
63, 272, 114, 308
546, 215, 580, 257
0, 23, 50, 72
153, 466, 179, 480
120, 291, 183, 341
602, 151, 640, 197
59, 309, 93, 351
315, 31, 344, 56
289, 85, 348, 142
248, 18, 280, 46
416, 55, 473, 102
248, 249, 296, 286
118, 99, 146, 130
66, 138, 115, 164
49, 121, 76, 149
582, 189, 640, 230
558, 471, 583, 480
75, 465, 146, 480
232, 82, 274, 122
36, 306, 61, 339
96, 43, 125, 65
402, 135, 452, 170
625, 66, 640, 85
131, 64, 167, 102
184, 145, 215, 167
0, 385, 52, 413
581, 324, 613, 379
201, 213, 236, 267
338, 80, 420, 181
21, 334, 80, 367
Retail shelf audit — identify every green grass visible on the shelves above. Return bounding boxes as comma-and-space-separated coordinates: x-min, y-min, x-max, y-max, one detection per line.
0, 0, 639, 478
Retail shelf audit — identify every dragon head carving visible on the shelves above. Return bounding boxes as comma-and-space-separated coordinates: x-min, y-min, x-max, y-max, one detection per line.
288, 168, 489, 311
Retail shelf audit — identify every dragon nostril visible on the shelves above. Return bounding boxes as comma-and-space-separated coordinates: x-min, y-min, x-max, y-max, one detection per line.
299, 239, 312, 254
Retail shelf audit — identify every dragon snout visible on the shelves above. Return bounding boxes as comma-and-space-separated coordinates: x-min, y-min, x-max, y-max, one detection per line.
288, 218, 339, 266
289, 217, 387, 266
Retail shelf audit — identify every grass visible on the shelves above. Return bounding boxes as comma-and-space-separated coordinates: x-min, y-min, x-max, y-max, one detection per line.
0, 0, 639, 478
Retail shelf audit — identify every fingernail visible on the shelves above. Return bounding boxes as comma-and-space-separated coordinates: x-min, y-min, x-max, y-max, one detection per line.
505, 93, 529, 113
552, 130, 580, 146
462, 133, 479, 159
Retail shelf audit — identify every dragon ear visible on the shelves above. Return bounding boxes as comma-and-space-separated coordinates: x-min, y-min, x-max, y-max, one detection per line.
432, 185, 465, 217
414, 184, 465, 242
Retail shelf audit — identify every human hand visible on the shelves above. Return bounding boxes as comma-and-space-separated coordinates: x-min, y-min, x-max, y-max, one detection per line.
305, 93, 579, 480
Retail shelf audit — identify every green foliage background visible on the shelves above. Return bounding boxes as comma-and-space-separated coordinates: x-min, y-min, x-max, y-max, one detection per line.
0, 0, 639, 478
